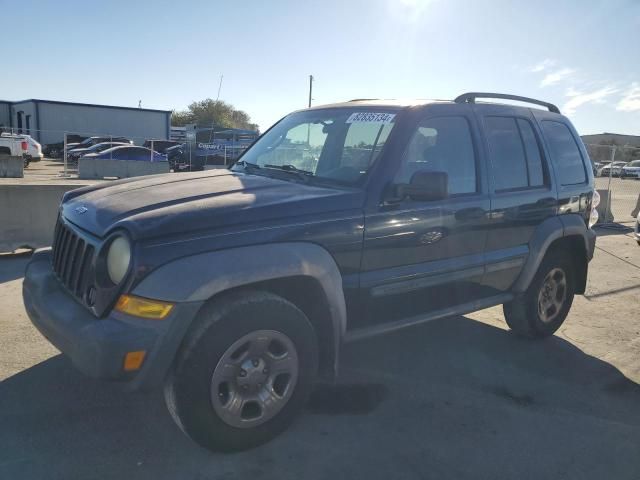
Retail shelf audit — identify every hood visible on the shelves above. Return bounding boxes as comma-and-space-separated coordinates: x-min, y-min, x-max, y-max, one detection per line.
62, 169, 364, 239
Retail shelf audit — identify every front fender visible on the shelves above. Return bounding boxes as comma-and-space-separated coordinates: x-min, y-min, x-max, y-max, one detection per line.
132, 242, 347, 376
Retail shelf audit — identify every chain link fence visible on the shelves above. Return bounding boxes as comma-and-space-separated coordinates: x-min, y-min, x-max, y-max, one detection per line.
586, 143, 640, 224
1, 125, 257, 180
0, 126, 186, 177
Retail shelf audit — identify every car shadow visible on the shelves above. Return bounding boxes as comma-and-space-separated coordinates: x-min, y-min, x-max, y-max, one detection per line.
594, 224, 635, 237
0, 253, 31, 283
1, 316, 639, 480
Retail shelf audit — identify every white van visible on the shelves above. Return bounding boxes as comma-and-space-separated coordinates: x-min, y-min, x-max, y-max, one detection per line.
0, 133, 43, 161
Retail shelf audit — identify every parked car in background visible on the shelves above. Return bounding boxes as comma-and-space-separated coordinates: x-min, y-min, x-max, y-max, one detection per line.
0, 134, 31, 167
599, 161, 627, 177
165, 143, 206, 171
143, 139, 181, 153
44, 135, 88, 158
83, 145, 167, 162
65, 136, 133, 155
621, 160, 640, 179
67, 142, 130, 163
0, 133, 43, 161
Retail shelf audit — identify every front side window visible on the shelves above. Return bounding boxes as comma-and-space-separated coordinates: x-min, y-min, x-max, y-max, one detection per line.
541, 121, 587, 185
395, 116, 477, 195
233, 108, 397, 185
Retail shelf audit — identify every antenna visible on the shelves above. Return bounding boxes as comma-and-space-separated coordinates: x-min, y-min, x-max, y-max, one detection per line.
216, 75, 224, 102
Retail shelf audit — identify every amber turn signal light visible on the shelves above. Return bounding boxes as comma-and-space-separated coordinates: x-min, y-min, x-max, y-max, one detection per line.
123, 351, 146, 371
115, 294, 174, 320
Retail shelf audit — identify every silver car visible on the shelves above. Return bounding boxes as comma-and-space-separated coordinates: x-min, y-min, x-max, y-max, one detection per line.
621, 159, 640, 179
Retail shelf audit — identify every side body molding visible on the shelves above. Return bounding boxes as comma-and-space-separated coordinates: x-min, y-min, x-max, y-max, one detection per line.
133, 242, 348, 375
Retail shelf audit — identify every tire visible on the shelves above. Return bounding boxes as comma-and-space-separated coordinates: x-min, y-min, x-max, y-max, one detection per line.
164, 290, 318, 452
503, 250, 575, 338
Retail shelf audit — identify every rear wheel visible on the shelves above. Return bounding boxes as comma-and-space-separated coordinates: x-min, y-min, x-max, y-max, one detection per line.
164, 291, 318, 452
503, 251, 575, 338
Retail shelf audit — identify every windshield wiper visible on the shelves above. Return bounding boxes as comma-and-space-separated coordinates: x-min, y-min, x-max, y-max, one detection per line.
235, 160, 261, 170
263, 164, 314, 183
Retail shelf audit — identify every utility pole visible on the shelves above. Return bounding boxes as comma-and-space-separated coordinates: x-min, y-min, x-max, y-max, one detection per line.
216, 75, 224, 102
308, 75, 314, 108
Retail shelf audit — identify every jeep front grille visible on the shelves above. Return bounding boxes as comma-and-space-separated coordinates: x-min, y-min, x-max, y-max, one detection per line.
51, 218, 95, 301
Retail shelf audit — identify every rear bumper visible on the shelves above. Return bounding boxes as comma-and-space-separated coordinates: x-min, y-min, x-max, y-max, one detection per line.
23, 249, 203, 390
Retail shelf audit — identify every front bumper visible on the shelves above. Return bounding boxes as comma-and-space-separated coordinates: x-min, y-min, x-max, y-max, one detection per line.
23, 249, 203, 390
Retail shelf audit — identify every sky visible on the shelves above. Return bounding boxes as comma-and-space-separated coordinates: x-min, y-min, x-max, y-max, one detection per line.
2, 0, 639, 135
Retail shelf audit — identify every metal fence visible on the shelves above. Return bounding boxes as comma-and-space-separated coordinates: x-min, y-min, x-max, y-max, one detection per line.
0, 126, 178, 177
0, 125, 250, 178
586, 143, 640, 224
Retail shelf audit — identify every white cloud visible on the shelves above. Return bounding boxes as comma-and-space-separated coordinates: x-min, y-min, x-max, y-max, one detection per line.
562, 86, 618, 115
540, 68, 575, 87
529, 59, 556, 73
565, 86, 581, 97
616, 82, 640, 112
390, 0, 434, 22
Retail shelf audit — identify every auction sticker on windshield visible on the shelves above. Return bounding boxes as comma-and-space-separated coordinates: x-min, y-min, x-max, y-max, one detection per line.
346, 112, 396, 124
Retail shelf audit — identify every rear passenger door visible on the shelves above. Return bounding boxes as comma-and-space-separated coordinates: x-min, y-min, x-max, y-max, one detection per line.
474, 106, 557, 293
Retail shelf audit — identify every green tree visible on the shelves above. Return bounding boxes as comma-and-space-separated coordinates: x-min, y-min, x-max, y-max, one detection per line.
171, 99, 259, 132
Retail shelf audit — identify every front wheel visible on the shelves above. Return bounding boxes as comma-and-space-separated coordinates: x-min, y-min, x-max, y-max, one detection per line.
503, 251, 575, 338
164, 291, 318, 452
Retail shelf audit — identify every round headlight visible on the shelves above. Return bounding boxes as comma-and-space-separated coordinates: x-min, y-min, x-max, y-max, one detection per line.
106, 236, 131, 284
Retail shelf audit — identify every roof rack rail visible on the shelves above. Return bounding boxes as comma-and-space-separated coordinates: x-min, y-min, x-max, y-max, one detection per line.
348, 98, 379, 102
454, 92, 560, 114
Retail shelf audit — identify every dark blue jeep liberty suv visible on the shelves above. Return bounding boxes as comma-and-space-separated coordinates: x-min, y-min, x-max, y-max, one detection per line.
23, 93, 598, 451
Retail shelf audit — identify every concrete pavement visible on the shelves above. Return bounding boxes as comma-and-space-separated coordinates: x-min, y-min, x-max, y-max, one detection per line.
1, 228, 639, 479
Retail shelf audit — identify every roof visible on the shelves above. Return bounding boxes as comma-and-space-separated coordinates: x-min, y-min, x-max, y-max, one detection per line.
4, 98, 171, 114
305, 93, 562, 114
306, 99, 444, 111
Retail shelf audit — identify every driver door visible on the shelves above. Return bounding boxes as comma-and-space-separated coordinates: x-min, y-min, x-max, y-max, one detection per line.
357, 106, 492, 329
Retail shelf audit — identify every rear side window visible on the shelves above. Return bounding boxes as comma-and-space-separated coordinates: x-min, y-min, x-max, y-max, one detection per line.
485, 117, 527, 190
517, 119, 544, 186
541, 121, 587, 185
485, 116, 546, 191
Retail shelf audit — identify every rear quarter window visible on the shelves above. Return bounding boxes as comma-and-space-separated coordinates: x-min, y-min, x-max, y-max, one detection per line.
541, 121, 587, 186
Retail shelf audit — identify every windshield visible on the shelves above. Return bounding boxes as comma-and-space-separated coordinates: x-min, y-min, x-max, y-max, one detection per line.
232, 108, 398, 185
628, 160, 640, 167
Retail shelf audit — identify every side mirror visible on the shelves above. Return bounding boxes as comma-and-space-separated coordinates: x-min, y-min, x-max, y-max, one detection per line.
397, 170, 448, 202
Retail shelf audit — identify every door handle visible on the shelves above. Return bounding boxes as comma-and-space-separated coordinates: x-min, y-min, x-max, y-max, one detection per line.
456, 207, 486, 221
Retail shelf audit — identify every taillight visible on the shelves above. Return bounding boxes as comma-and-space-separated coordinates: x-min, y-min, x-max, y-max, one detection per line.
589, 190, 600, 228
21, 141, 28, 151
